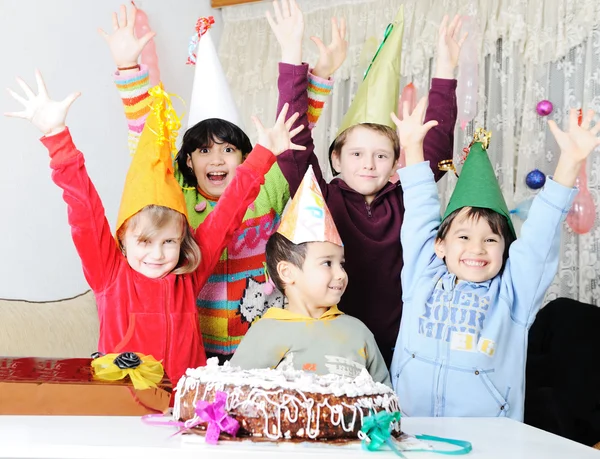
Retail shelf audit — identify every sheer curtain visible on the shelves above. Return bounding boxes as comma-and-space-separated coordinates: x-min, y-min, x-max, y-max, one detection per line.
220, 0, 600, 304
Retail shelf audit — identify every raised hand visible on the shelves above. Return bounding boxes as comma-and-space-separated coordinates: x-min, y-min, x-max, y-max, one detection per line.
549, 108, 600, 187
266, 0, 304, 65
435, 14, 468, 79
5, 70, 80, 135
98, 4, 155, 69
252, 103, 306, 156
390, 97, 438, 166
311, 17, 348, 79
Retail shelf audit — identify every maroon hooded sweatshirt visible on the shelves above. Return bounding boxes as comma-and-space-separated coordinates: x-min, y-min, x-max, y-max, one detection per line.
276, 63, 457, 366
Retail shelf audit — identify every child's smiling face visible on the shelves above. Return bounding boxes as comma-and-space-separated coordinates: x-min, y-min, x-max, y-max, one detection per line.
186, 139, 243, 198
121, 211, 184, 279
331, 125, 398, 204
435, 207, 506, 283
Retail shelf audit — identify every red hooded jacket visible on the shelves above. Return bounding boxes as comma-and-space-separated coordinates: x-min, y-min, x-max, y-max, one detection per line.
43, 129, 275, 384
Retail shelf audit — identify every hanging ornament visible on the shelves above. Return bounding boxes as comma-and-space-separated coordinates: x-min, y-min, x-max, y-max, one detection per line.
565, 108, 596, 234
510, 198, 534, 221
536, 100, 553, 117
567, 165, 596, 234
525, 169, 546, 190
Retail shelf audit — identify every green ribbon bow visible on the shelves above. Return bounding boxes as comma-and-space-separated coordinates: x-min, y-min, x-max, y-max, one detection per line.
361, 410, 406, 457
360, 411, 473, 457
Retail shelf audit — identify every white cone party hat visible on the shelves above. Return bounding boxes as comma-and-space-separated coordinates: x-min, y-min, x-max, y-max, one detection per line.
187, 17, 243, 130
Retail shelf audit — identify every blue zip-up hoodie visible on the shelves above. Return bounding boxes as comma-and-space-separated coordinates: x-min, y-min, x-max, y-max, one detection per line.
391, 161, 577, 421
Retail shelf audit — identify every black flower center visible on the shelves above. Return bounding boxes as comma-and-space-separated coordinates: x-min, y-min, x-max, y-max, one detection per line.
113, 352, 142, 369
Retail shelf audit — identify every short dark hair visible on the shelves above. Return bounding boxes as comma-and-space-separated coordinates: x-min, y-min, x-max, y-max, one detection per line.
265, 232, 308, 293
328, 123, 400, 176
436, 206, 516, 265
174, 118, 252, 187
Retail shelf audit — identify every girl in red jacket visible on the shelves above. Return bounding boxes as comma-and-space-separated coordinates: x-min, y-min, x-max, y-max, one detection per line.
5, 70, 304, 384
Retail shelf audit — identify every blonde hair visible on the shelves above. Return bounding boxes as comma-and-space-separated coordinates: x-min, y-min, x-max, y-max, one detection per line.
116, 205, 201, 275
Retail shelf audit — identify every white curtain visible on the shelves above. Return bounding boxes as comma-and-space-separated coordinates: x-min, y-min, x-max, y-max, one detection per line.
220, 0, 600, 305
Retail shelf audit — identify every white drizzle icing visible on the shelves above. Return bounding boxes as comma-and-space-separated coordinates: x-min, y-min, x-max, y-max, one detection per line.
173, 358, 401, 440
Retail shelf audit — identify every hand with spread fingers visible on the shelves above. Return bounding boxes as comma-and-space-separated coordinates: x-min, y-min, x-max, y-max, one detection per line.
390, 96, 439, 167
252, 103, 306, 156
311, 17, 348, 79
549, 108, 600, 187
5, 70, 80, 136
98, 3, 155, 69
435, 14, 468, 79
266, 0, 304, 65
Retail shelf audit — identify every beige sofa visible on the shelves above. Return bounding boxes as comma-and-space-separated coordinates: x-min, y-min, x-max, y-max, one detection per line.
0, 290, 99, 358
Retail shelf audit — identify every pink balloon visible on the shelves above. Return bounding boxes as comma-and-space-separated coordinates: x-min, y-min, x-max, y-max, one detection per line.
133, 3, 161, 86
456, 16, 479, 130
396, 82, 418, 171
567, 166, 596, 234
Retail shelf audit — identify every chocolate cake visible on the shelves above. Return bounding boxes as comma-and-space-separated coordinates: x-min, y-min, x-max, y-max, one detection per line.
174, 358, 401, 441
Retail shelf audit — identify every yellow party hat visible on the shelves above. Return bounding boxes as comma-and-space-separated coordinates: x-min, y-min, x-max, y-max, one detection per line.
116, 84, 188, 232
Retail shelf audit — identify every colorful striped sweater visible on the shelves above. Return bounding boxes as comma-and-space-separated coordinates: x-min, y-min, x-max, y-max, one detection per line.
114, 65, 333, 356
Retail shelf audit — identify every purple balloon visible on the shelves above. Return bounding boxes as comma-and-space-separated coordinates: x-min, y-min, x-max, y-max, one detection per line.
536, 100, 553, 116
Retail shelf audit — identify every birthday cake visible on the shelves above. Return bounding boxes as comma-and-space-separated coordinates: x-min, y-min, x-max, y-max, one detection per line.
174, 358, 401, 441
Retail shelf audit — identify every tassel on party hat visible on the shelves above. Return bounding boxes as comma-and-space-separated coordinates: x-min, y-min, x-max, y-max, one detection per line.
116, 84, 188, 232
443, 129, 515, 236
277, 166, 343, 246
336, 6, 404, 135
186, 16, 243, 130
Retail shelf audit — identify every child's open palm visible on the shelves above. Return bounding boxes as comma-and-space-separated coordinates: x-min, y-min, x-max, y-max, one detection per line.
312, 17, 348, 79
435, 14, 468, 78
5, 70, 80, 135
548, 109, 600, 163
266, 0, 304, 56
391, 97, 438, 160
252, 103, 306, 156
98, 4, 155, 68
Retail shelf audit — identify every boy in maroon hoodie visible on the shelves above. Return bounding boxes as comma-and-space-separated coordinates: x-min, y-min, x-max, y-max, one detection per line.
268, 0, 463, 366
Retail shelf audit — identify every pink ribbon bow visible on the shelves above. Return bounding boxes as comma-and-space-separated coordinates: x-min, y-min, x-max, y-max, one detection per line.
142, 390, 239, 444
189, 391, 239, 444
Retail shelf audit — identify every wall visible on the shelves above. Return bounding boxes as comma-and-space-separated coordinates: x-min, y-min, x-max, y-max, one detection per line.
0, 0, 223, 300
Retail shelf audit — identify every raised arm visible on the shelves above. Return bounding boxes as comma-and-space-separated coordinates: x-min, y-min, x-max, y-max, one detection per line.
423, 15, 466, 181
392, 97, 444, 299
267, 0, 344, 197
99, 3, 154, 155
504, 109, 600, 326
5, 71, 120, 292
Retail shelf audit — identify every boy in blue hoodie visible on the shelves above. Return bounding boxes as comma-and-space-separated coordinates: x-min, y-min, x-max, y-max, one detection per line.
389, 99, 600, 421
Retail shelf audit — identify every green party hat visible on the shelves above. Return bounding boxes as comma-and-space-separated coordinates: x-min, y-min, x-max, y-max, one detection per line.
443, 129, 516, 236
336, 6, 404, 135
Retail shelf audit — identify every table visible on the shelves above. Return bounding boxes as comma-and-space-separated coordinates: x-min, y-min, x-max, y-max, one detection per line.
0, 416, 597, 458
